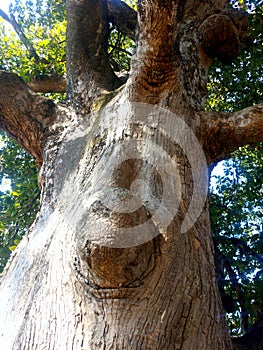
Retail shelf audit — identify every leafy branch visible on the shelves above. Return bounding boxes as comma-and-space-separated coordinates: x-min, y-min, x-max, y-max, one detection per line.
0, 9, 47, 63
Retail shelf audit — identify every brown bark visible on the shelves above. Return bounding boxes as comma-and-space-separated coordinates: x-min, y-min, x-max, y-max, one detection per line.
66, 0, 121, 109
27, 74, 67, 93
199, 104, 263, 164
0, 71, 59, 164
0, 1, 262, 349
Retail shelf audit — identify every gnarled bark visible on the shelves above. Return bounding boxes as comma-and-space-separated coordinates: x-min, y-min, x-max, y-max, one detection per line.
199, 104, 263, 163
0, 71, 59, 164
66, 0, 121, 109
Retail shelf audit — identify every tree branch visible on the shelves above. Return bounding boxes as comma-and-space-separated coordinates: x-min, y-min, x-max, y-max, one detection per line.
26, 73, 128, 93
107, 0, 137, 41
0, 9, 47, 63
0, 71, 58, 164
233, 317, 263, 350
27, 75, 67, 93
66, 0, 121, 109
136, 0, 178, 59
224, 258, 249, 332
126, 0, 181, 101
199, 104, 263, 164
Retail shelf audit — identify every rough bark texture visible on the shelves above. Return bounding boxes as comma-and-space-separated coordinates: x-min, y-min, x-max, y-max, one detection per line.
199, 104, 263, 164
0, 0, 262, 349
0, 72, 58, 164
27, 74, 67, 93
66, 0, 121, 109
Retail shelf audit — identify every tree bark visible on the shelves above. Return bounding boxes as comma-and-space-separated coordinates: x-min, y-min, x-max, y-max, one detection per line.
199, 104, 263, 164
0, 0, 262, 349
107, 0, 137, 41
0, 71, 59, 164
66, 0, 121, 109
27, 74, 67, 93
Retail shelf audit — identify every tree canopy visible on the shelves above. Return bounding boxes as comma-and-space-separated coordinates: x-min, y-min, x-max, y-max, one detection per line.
0, 0, 262, 338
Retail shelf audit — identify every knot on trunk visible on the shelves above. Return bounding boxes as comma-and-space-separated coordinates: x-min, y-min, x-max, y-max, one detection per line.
74, 238, 161, 298
199, 9, 248, 64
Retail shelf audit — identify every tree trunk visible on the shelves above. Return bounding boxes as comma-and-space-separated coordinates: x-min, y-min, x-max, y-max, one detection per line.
0, 94, 232, 350
0, 0, 262, 349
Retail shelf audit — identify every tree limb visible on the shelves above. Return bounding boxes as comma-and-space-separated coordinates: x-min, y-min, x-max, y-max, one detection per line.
199, 104, 263, 164
26, 72, 128, 93
0, 71, 58, 164
0, 9, 47, 63
66, 0, 121, 109
224, 257, 249, 332
107, 0, 137, 41
27, 75, 67, 93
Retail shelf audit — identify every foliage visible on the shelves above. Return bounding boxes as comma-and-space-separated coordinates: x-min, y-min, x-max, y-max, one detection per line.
108, 0, 137, 72
207, 1, 263, 112
0, 0, 66, 81
211, 146, 263, 335
208, 0, 263, 335
0, 132, 39, 272
108, 29, 135, 72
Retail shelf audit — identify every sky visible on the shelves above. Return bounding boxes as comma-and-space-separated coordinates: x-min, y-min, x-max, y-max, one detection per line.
0, 0, 12, 13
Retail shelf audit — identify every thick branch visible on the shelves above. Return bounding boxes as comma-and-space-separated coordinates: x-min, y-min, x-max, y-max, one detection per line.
0, 71, 57, 164
126, 0, 181, 102
137, 0, 178, 59
66, 0, 120, 109
27, 75, 67, 93
107, 0, 137, 41
27, 73, 128, 93
199, 104, 263, 164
